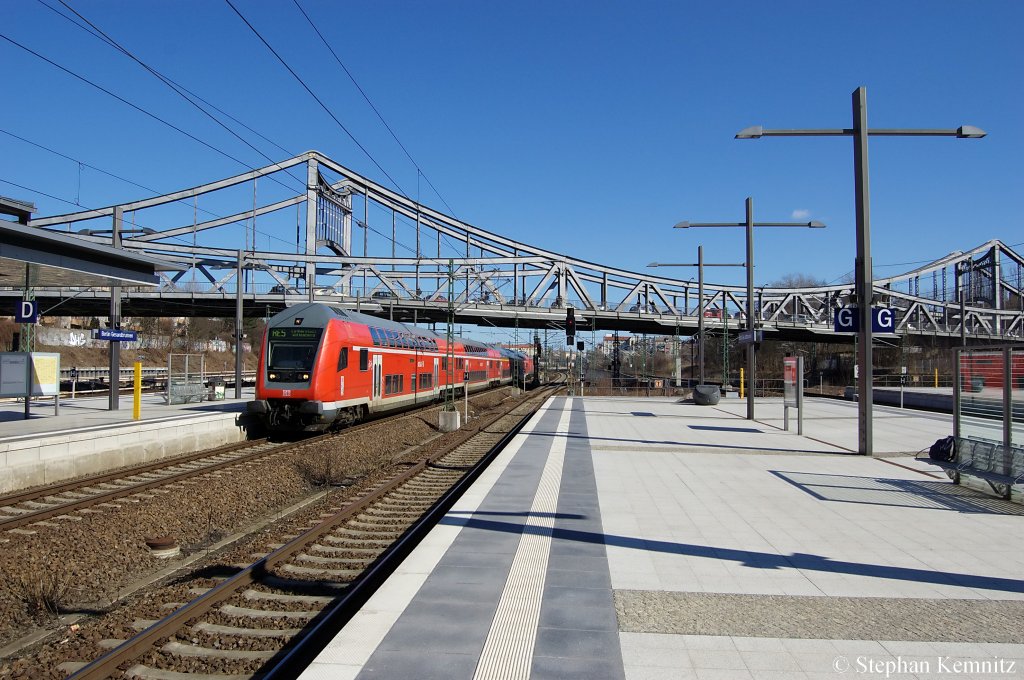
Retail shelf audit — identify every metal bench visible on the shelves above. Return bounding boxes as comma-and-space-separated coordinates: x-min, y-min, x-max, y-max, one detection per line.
166, 378, 208, 404
926, 437, 1023, 500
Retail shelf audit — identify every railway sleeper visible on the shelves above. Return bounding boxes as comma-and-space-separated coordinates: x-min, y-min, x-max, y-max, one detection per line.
295, 553, 373, 568
255, 575, 348, 595
309, 544, 380, 556
220, 604, 318, 620
162, 639, 275, 660
243, 589, 335, 605
193, 621, 302, 638
280, 563, 362, 579
319, 534, 392, 547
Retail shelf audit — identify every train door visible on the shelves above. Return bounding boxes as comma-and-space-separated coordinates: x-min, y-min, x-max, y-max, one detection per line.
372, 354, 382, 406
433, 358, 439, 396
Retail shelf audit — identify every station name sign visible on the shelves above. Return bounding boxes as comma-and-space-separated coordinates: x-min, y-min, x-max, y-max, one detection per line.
94, 329, 139, 342
738, 329, 763, 344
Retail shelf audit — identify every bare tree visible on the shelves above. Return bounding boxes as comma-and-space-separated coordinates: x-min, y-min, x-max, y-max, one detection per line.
769, 273, 828, 288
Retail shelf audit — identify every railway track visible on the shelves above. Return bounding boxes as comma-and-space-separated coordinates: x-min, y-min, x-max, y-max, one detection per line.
55, 385, 558, 679
0, 440, 285, 534
0, 385, 520, 535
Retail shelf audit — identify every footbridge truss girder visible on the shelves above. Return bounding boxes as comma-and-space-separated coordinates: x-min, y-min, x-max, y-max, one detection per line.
15, 150, 1024, 342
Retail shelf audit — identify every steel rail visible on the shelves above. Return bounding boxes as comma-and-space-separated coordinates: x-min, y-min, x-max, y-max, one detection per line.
0, 438, 261, 510
0, 385, 507, 532
0, 440, 293, 533
265, 390, 552, 679
67, 385, 558, 680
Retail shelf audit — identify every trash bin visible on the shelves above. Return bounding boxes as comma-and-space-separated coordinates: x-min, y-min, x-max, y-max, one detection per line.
693, 385, 721, 406
970, 376, 985, 393
208, 378, 226, 401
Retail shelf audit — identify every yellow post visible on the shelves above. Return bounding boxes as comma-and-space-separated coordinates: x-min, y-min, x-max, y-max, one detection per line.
133, 361, 142, 420
934, 367, 938, 388
740, 367, 745, 399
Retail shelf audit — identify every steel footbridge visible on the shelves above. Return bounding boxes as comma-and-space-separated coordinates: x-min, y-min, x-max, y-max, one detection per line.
8, 150, 1023, 343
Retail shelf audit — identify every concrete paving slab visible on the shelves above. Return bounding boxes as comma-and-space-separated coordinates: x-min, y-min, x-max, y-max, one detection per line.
298, 395, 1024, 680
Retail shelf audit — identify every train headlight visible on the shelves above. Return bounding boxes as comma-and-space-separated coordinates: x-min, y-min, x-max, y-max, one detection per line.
269, 372, 278, 381
302, 373, 310, 380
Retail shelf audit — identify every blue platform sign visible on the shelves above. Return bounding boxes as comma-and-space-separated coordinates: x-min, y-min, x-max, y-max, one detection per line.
94, 329, 138, 342
834, 307, 896, 333
15, 300, 38, 324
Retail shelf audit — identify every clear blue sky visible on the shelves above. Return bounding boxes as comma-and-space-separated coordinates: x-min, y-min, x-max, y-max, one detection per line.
3, 0, 1022, 297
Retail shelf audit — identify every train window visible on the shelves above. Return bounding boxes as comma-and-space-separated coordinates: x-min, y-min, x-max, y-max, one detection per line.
384, 374, 405, 395
442, 356, 448, 371
337, 347, 348, 371
410, 374, 417, 392
269, 342, 318, 371
359, 348, 368, 371
370, 328, 379, 346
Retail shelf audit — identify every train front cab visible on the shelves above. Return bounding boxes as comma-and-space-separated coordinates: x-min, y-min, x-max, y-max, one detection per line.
248, 305, 352, 431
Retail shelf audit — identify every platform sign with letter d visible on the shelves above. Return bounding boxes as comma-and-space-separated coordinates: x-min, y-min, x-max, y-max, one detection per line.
15, 300, 38, 324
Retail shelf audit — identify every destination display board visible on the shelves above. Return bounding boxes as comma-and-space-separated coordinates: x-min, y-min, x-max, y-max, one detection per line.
269, 327, 322, 341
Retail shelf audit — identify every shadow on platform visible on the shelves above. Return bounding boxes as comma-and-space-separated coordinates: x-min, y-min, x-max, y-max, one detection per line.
439, 515, 1024, 596
769, 470, 1024, 516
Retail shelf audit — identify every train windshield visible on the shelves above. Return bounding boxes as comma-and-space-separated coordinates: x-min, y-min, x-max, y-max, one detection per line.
267, 328, 322, 370
269, 343, 318, 370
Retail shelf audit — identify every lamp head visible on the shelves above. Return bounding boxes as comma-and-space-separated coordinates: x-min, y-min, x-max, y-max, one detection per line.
956, 125, 986, 139
672, 221, 690, 229
808, 221, 826, 228
647, 262, 661, 268
735, 125, 764, 139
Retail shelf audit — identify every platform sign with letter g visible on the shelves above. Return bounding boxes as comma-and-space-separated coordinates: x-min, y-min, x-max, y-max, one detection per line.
834, 307, 896, 334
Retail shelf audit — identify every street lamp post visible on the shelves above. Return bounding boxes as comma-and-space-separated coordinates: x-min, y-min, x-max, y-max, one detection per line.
650, 248, 744, 389
675, 197, 825, 420
737, 86, 985, 455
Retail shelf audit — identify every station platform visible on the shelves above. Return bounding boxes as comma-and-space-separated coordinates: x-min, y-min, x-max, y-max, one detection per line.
302, 395, 1024, 680
0, 390, 255, 493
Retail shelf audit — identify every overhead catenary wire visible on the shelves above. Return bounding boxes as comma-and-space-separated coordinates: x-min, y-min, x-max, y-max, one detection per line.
224, 0, 408, 199
42, 0, 306, 195
290, 0, 461, 220
0, 129, 299, 250
15, 3, 492, 268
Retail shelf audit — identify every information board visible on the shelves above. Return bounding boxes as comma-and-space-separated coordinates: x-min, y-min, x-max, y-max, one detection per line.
30, 352, 60, 396
783, 356, 799, 407
0, 353, 29, 397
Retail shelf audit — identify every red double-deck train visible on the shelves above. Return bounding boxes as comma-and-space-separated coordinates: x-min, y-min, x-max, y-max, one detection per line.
247, 303, 534, 432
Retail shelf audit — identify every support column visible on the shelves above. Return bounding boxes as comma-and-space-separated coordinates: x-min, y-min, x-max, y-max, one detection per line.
698, 245, 705, 386
109, 206, 123, 411
745, 197, 756, 419
305, 157, 319, 302
235, 249, 244, 400
852, 86, 873, 456
993, 246, 1002, 335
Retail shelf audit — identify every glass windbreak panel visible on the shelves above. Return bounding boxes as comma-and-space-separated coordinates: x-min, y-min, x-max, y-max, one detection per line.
959, 350, 1006, 445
